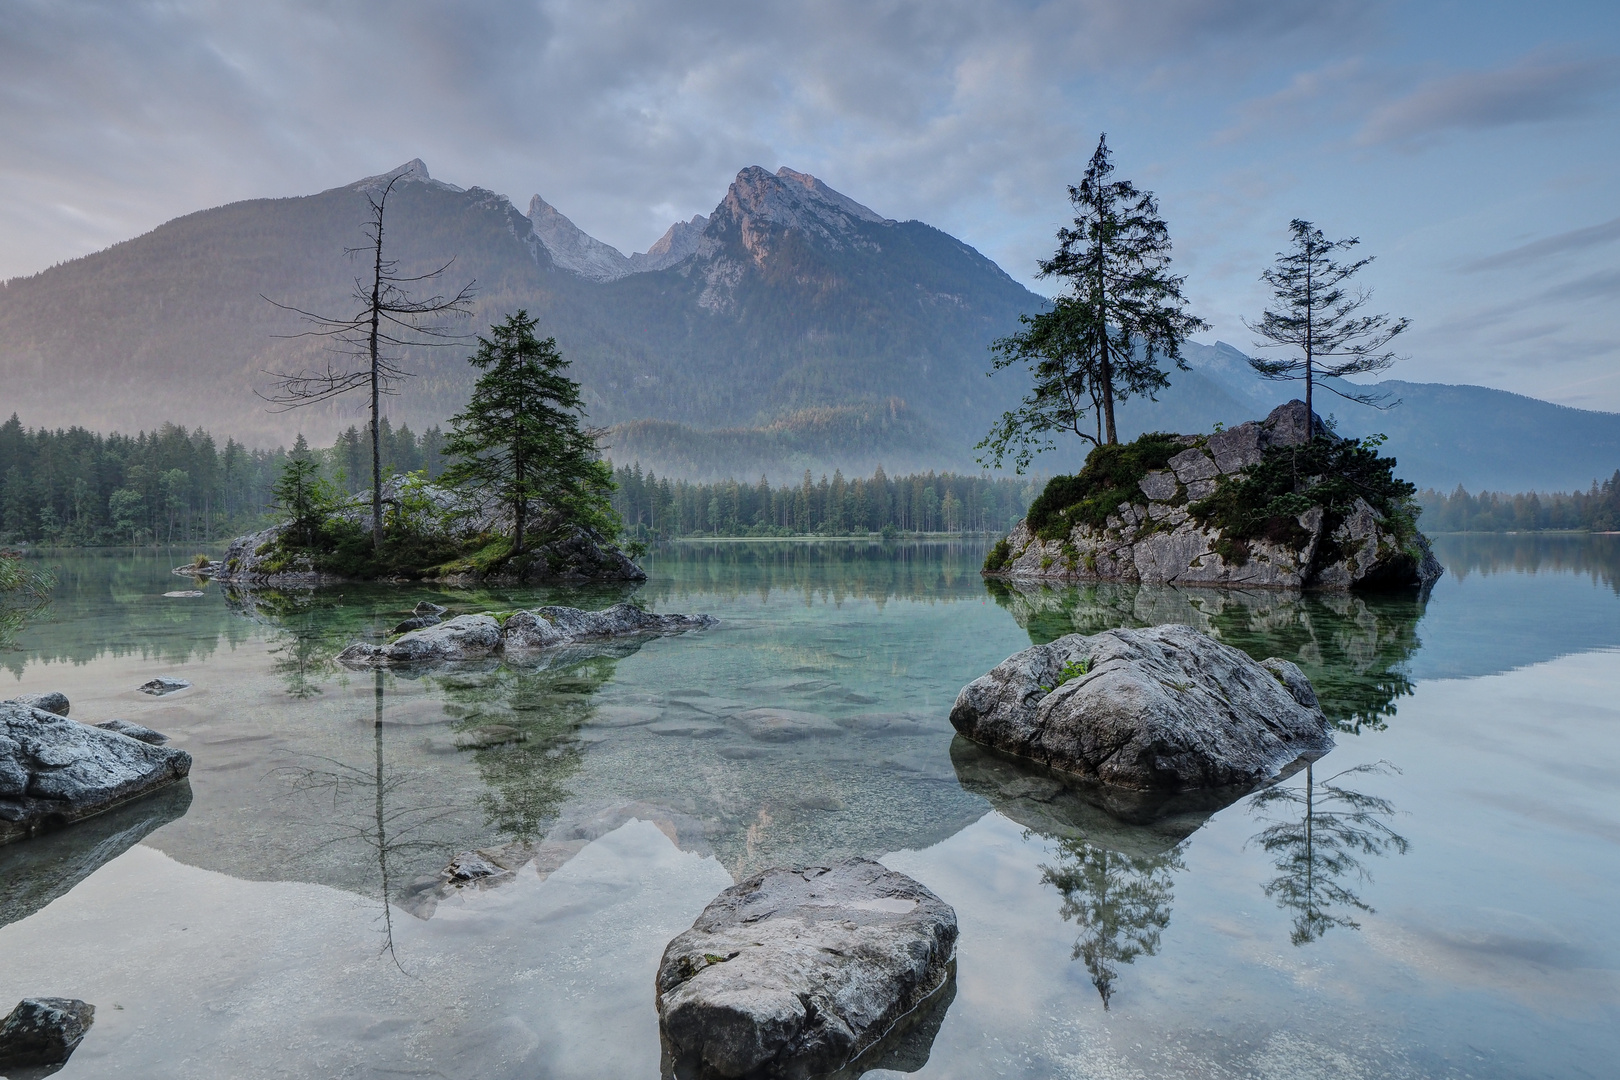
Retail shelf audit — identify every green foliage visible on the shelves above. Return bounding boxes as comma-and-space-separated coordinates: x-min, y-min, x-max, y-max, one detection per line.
1190, 436, 1417, 559
982, 134, 1205, 466
1026, 433, 1185, 540
0, 550, 54, 599
272, 456, 339, 548
1040, 657, 1093, 692
442, 311, 620, 554
983, 536, 1013, 573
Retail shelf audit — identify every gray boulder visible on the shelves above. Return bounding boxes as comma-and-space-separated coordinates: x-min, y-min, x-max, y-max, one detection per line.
137, 677, 190, 696
0, 699, 193, 845
338, 604, 716, 666
657, 859, 957, 1079
949, 624, 1333, 791
11, 693, 68, 717
0, 997, 95, 1068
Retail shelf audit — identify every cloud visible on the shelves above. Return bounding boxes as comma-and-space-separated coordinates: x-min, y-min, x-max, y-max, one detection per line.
1541, 267, 1620, 303
1463, 217, 1620, 272
1358, 53, 1619, 145
0, 0, 1374, 281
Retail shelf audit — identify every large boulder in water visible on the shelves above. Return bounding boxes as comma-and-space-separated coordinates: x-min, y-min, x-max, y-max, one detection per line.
0, 698, 193, 845
950, 624, 1333, 791
656, 859, 957, 1079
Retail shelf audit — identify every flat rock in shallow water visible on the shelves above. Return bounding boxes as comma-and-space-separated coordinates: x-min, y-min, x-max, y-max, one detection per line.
949, 623, 1333, 792
337, 604, 716, 666
0, 997, 95, 1068
94, 719, 170, 745
656, 858, 957, 1079
0, 700, 193, 845
137, 677, 190, 696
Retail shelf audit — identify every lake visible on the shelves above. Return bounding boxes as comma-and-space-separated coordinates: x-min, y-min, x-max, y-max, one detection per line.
2, 535, 1617, 1079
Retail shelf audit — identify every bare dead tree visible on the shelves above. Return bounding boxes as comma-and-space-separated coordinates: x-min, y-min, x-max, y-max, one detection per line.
260, 171, 475, 550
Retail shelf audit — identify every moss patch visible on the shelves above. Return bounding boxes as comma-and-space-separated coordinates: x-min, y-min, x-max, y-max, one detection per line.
1026, 432, 1188, 541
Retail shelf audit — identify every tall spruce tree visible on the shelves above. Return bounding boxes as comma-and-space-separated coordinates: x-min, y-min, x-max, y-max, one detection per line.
1245, 219, 1409, 419
441, 311, 615, 554
981, 135, 1204, 469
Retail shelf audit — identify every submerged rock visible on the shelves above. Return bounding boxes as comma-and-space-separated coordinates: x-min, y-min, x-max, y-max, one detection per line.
95, 719, 170, 745
137, 677, 190, 696
337, 604, 717, 667
949, 624, 1333, 791
0, 699, 193, 845
656, 859, 957, 1079
390, 600, 450, 634
0, 997, 95, 1068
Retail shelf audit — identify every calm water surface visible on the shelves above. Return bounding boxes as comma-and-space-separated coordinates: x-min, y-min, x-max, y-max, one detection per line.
1, 536, 1617, 1079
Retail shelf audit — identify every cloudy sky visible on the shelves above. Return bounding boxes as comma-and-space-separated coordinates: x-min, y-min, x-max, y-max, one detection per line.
4, 0, 1618, 408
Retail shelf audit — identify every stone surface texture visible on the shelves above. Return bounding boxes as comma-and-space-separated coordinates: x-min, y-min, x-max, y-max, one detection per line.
0, 699, 193, 845
11, 693, 68, 717
0, 997, 95, 1067
337, 604, 716, 667
991, 401, 1443, 592
656, 859, 957, 1079
949, 624, 1334, 791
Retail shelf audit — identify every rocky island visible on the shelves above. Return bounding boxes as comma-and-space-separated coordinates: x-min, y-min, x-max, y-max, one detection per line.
984, 401, 1442, 591
180, 475, 645, 588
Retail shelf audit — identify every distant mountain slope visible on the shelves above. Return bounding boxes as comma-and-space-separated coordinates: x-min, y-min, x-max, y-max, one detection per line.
0, 160, 1036, 450
1, 159, 1615, 492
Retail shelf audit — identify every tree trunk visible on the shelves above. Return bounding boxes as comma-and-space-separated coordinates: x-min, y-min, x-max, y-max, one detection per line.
368, 217, 385, 553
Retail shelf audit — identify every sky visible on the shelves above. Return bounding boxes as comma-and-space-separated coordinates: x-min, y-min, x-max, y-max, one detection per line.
3, 0, 1618, 409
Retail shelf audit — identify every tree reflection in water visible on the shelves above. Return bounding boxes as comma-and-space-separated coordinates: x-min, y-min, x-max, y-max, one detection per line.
1248, 762, 1408, 945
1040, 840, 1184, 1009
275, 669, 460, 970
988, 580, 1425, 733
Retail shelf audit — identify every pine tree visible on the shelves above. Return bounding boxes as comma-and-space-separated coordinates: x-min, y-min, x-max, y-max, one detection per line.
980, 135, 1205, 468
441, 311, 617, 554
1245, 219, 1409, 419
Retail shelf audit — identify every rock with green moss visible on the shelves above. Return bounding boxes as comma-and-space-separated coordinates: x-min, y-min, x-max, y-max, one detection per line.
950, 624, 1334, 791
988, 401, 1442, 592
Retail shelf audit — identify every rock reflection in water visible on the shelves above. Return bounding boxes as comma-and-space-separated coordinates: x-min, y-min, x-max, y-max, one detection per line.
1247, 761, 1409, 945
951, 740, 1209, 1009
988, 579, 1425, 733
0, 780, 192, 930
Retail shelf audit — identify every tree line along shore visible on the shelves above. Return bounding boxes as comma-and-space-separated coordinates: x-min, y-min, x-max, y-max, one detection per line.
2, 410, 1615, 548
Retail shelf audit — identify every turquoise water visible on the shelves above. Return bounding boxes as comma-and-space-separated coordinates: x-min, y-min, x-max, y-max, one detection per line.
1, 535, 1616, 1078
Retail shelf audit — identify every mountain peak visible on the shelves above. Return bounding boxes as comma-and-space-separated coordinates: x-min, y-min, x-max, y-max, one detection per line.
347, 158, 464, 196
528, 194, 632, 283
713, 166, 894, 263
628, 213, 713, 273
